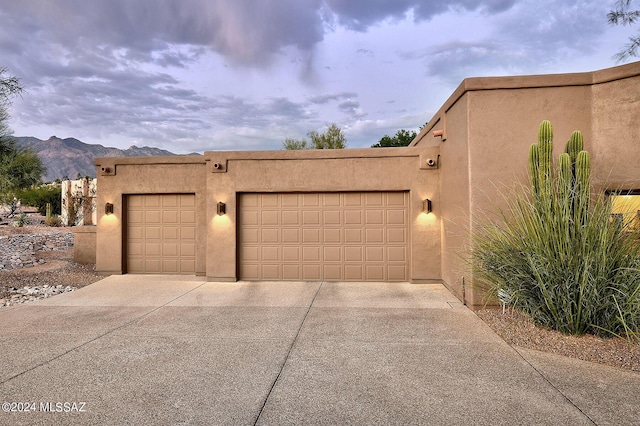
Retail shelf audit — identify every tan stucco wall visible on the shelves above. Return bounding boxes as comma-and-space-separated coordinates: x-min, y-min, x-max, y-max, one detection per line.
94, 148, 441, 282
413, 61, 640, 307
72, 226, 96, 264
94, 157, 208, 275
204, 147, 441, 282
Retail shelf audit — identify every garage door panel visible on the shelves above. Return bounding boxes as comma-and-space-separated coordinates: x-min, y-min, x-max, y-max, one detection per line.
365, 192, 384, 206
262, 264, 280, 279
345, 229, 362, 243
241, 228, 260, 243
302, 246, 321, 262
302, 229, 320, 243
126, 194, 196, 274
283, 264, 300, 279
261, 246, 280, 261
388, 247, 406, 262
180, 259, 195, 273
163, 243, 178, 256
129, 226, 143, 239
145, 242, 161, 256
323, 246, 342, 262
180, 211, 196, 223
238, 192, 407, 281
323, 229, 341, 243
323, 210, 341, 225
162, 195, 178, 207
282, 247, 300, 261
387, 228, 405, 243
262, 211, 279, 225
387, 210, 406, 225
281, 193, 299, 207
302, 193, 320, 206
282, 211, 299, 225
145, 259, 161, 271
323, 265, 342, 280
241, 210, 259, 226
181, 226, 196, 240
365, 229, 384, 243
303, 210, 320, 225
162, 259, 179, 273
365, 247, 384, 262
146, 226, 161, 239
344, 193, 362, 206
365, 210, 383, 224
344, 265, 363, 280
388, 265, 407, 281
345, 246, 363, 262
241, 246, 259, 261
344, 211, 362, 224
262, 228, 279, 243
302, 264, 321, 280
366, 265, 384, 281
181, 243, 195, 256
282, 229, 300, 243
145, 211, 161, 224
261, 194, 279, 207
145, 195, 161, 207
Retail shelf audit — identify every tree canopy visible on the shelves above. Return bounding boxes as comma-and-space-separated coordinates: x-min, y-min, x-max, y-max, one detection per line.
371, 129, 417, 148
608, 0, 640, 61
0, 68, 46, 195
283, 123, 346, 150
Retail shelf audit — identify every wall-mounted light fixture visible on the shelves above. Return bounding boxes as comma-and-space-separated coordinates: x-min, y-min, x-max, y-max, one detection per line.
105, 202, 114, 215
216, 201, 226, 216
423, 199, 432, 214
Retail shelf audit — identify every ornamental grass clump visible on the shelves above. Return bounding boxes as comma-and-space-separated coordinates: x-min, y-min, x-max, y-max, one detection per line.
472, 120, 640, 340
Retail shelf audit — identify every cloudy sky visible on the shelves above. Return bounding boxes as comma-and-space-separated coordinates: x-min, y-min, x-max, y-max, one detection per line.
1, 0, 637, 153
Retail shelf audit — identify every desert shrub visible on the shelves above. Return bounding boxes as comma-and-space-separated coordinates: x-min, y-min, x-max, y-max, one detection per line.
12, 212, 29, 227
45, 214, 62, 227
471, 121, 640, 340
16, 185, 61, 215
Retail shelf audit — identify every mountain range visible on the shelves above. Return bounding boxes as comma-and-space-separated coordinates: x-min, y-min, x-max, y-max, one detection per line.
15, 136, 187, 182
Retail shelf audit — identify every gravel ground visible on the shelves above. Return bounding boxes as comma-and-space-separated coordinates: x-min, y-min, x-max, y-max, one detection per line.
0, 249, 103, 301
476, 308, 640, 372
2, 224, 638, 373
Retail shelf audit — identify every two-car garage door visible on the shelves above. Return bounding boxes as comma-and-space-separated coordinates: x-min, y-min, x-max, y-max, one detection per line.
238, 192, 408, 281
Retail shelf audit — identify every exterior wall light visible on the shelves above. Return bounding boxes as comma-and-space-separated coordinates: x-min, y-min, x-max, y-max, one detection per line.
105, 202, 114, 215
217, 201, 226, 216
423, 199, 432, 214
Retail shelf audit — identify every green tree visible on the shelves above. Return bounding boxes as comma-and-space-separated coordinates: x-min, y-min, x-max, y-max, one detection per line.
371, 129, 417, 148
283, 123, 347, 150
283, 137, 308, 150
608, 0, 640, 61
0, 68, 46, 210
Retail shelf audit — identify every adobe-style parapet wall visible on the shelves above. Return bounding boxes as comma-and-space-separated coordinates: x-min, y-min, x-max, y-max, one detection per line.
0, 232, 74, 271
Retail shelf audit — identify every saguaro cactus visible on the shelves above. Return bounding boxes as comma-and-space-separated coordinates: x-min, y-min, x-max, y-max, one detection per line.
528, 120, 591, 225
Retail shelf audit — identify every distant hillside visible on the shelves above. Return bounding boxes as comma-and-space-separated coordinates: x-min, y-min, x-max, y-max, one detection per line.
15, 136, 180, 182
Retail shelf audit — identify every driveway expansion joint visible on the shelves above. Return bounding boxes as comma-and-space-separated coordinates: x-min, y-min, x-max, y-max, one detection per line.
253, 281, 324, 425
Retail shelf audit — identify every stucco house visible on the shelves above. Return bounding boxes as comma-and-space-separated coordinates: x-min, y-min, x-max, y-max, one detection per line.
79, 61, 640, 308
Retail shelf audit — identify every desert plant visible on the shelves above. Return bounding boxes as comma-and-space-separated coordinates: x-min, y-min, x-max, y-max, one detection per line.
471, 120, 640, 340
45, 214, 62, 227
16, 185, 61, 215
12, 212, 29, 227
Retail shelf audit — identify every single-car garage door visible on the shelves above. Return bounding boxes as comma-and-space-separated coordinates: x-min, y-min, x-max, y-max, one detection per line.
238, 192, 408, 281
126, 194, 196, 274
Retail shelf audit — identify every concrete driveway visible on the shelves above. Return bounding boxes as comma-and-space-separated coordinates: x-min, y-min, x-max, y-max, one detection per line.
0, 276, 638, 425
